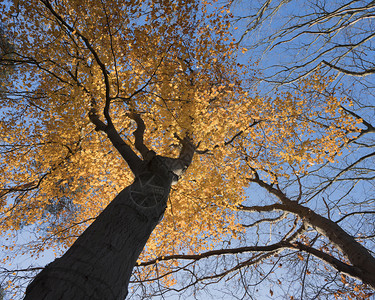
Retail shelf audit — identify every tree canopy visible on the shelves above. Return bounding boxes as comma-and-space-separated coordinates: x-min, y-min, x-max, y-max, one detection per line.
0, 0, 374, 299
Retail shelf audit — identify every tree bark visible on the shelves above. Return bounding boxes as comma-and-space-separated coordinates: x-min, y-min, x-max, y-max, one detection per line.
291, 203, 375, 289
24, 156, 175, 300
24, 112, 195, 299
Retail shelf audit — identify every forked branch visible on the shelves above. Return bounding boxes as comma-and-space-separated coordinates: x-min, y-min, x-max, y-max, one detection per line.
127, 112, 153, 161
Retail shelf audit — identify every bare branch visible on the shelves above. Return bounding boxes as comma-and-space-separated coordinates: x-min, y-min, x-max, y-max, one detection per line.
138, 241, 292, 267
323, 60, 375, 77
40, 0, 113, 126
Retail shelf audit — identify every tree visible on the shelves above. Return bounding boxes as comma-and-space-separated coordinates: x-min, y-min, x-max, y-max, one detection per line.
23, 111, 197, 299
124, 0, 375, 299
129, 75, 375, 299
136, 0, 375, 298
0, 1, 374, 300
0, 0, 254, 298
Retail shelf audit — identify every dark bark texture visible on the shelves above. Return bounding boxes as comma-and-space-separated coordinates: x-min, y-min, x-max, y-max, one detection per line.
24, 157, 174, 300
24, 113, 195, 300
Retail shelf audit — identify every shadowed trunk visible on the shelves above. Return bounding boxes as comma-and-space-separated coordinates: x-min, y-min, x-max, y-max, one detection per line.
24, 113, 195, 300
25, 158, 173, 300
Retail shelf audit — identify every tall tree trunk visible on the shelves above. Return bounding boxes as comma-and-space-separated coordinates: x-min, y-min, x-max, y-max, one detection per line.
24, 113, 195, 300
24, 159, 173, 300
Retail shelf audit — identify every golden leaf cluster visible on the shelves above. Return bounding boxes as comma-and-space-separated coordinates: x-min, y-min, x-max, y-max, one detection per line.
0, 0, 361, 293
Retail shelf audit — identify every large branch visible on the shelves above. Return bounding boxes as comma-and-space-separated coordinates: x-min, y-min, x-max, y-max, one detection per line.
127, 112, 152, 160
106, 125, 144, 176
239, 203, 285, 212
138, 237, 372, 289
323, 60, 375, 77
138, 242, 287, 267
340, 106, 375, 135
248, 172, 375, 289
88, 107, 143, 176
291, 241, 369, 284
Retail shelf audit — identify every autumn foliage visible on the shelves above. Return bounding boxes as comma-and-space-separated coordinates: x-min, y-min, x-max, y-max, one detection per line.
0, 0, 370, 298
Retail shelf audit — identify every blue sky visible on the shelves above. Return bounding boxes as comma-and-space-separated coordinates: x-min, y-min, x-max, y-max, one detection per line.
1, 0, 375, 299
